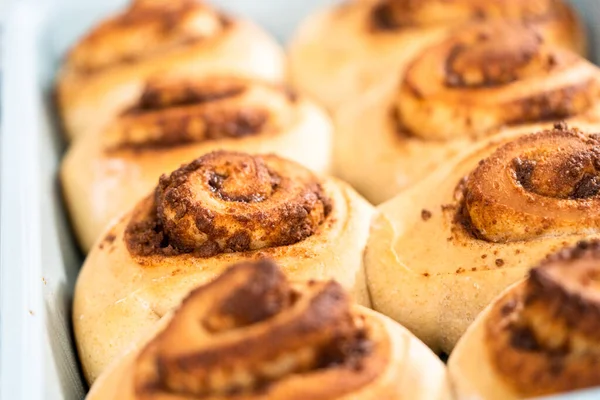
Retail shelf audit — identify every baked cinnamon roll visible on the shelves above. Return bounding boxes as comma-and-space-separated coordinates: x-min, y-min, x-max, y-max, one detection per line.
365, 123, 600, 354
335, 21, 600, 204
449, 240, 600, 399
74, 150, 373, 383
86, 259, 450, 400
289, 0, 586, 113
61, 75, 332, 253
56, 0, 285, 141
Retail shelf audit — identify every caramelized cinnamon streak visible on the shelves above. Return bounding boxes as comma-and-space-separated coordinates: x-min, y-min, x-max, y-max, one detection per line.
134, 260, 383, 399
371, 0, 557, 31
460, 123, 600, 243
104, 77, 295, 151
125, 151, 332, 258
395, 22, 600, 140
444, 30, 547, 88
486, 240, 600, 397
66, 0, 228, 74
135, 77, 247, 111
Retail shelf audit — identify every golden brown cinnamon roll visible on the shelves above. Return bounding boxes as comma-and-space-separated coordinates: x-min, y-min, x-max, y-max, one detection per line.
74, 150, 373, 383
365, 123, 600, 354
61, 75, 332, 252
289, 0, 586, 113
86, 260, 451, 400
56, 0, 285, 141
335, 21, 600, 204
449, 240, 600, 399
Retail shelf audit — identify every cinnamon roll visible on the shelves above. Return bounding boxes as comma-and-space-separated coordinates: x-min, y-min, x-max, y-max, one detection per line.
73, 150, 373, 383
449, 240, 600, 399
87, 260, 450, 400
335, 21, 600, 204
61, 75, 332, 253
365, 123, 600, 354
289, 0, 586, 113
56, 0, 285, 141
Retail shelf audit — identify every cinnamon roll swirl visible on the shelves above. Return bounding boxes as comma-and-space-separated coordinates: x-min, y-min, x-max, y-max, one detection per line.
73, 151, 373, 383
449, 240, 600, 399
56, 0, 285, 141
335, 22, 600, 204
365, 123, 600, 354
289, 0, 585, 113
87, 260, 450, 400
61, 75, 332, 252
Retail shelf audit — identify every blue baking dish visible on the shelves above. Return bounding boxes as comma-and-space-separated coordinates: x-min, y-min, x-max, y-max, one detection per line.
1, 0, 599, 398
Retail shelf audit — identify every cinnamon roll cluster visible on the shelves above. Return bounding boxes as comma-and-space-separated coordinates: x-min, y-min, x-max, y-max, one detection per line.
73, 151, 372, 383
59, 0, 347, 388
61, 75, 331, 252
57, 0, 286, 141
334, 21, 600, 204
57, 0, 600, 399
289, 0, 586, 113
87, 260, 450, 399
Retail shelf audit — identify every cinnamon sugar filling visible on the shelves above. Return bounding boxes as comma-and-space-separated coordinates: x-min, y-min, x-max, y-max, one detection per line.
486, 240, 600, 396
134, 260, 379, 398
370, 0, 558, 31
103, 77, 294, 151
394, 23, 599, 140
457, 123, 600, 242
125, 151, 332, 257
67, 0, 228, 74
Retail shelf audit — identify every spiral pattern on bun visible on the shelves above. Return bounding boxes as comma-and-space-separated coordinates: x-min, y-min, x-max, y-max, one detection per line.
66, 0, 224, 74
334, 21, 600, 204
103, 76, 294, 150
396, 23, 600, 140
289, 0, 585, 113
126, 152, 331, 257
56, 0, 285, 141
371, 0, 573, 32
450, 240, 600, 399
61, 75, 332, 253
365, 123, 600, 353
464, 123, 600, 242
86, 260, 450, 400
73, 151, 372, 383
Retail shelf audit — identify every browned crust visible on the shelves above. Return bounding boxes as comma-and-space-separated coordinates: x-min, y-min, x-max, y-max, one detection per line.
64, 0, 229, 75
102, 76, 295, 151
133, 77, 248, 111
394, 21, 599, 139
369, 0, 575, 31
485, 240, 600, 396
133, 260, 387, 399
460, 123, 600, 242
125, 151, 332, 258
444, 29, 545, 88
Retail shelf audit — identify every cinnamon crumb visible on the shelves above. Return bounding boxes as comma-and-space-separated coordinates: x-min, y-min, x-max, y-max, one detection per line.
421, 209, 432, 221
